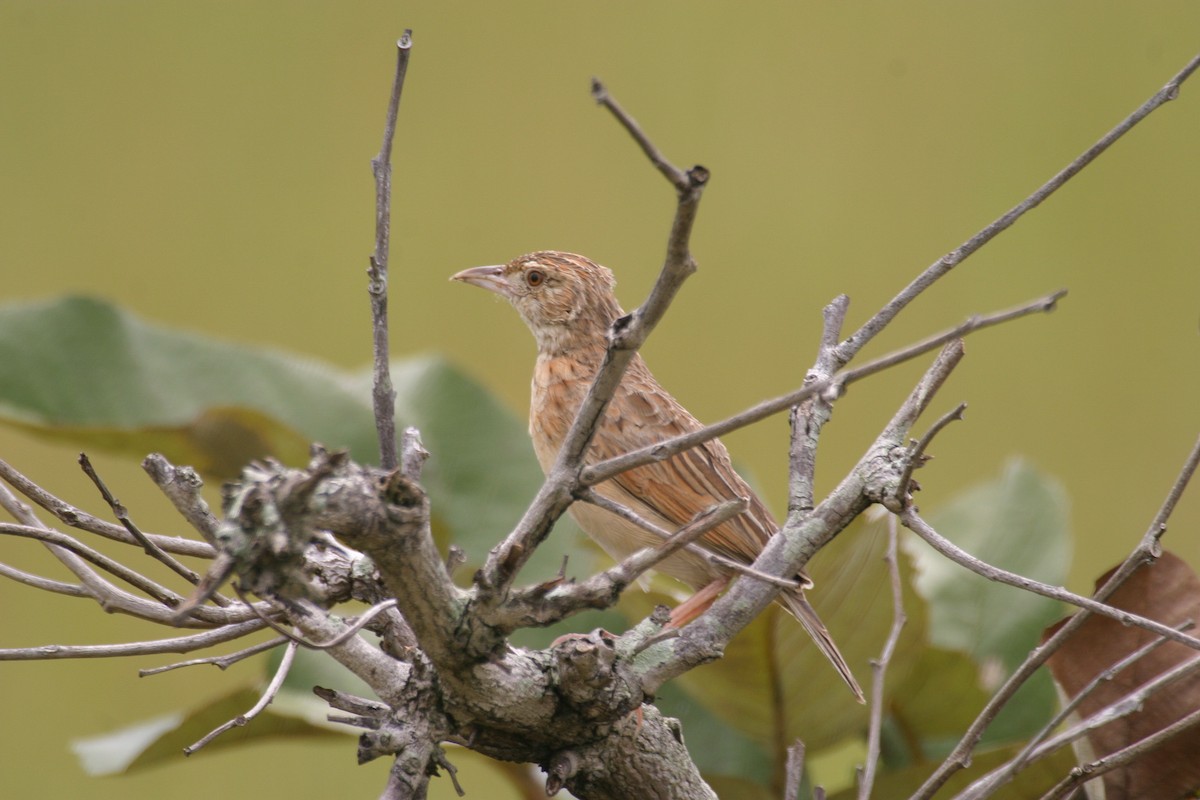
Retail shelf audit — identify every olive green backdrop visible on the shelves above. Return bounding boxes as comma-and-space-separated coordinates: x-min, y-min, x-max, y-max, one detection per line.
2, 2, 1198, 798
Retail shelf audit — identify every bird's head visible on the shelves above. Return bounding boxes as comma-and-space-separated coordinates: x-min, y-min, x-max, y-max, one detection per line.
452, 251, 625, 355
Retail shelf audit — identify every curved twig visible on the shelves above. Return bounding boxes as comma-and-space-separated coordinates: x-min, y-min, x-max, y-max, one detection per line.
184, 640, 299, 755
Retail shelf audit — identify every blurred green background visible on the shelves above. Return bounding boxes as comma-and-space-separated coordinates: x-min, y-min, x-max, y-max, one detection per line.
2, 2, 1198, 797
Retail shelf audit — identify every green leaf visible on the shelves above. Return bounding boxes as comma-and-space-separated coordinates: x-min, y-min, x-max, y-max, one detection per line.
72, 679, 536, 800
71, 686, 346, 775
0, 295, 586, 580
907, 459, 1070, 743
0, 295, 360, 475
886, 645, 993, 763
913, 459, 1070, 666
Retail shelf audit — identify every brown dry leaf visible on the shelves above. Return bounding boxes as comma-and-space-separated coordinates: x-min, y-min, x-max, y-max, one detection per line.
1044, 550, 1200, 799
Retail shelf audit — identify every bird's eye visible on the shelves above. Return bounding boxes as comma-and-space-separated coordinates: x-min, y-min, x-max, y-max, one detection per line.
526, 270, 545, 287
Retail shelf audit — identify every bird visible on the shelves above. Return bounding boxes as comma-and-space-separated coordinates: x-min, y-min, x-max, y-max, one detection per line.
452, 250, 863, 701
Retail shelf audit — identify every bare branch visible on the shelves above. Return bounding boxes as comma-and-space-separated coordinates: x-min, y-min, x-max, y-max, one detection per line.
1145, 433, 1200, 539
293, 605, 412, 708
184, 640, 298, 755
0, 618, 267, 661
367, 30, 414, 471
0, 455, 213, 557
0, 521, 183, 607
914, 434, 1200, 797
78, 452, 210, 592
903, 509, 1200, 650
635, 338, 964, 690
0, 561, 87, 597
233, 592, 399, 652
495, 498, 748, 630
958, 621, 1196, 798
858, 516, 905, 799
139, 636, 287, 676
876, 340, 966, 456
1036, 706, 1200, 800
400, 426, 429, 481
0, 482, 240, 626
896, 402, 967, 500
834, 51, 1200, 365
171, 552, 238, 624
584, 292, 1059, 489
591, 78, 690, 190
433, 748, 466, 797
578, 488, 800, 589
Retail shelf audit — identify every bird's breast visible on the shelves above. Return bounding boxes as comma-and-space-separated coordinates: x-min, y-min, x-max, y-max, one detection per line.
530, 354, 594, 473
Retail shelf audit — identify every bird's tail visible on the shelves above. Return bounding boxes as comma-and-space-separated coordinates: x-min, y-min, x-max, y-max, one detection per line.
780, 590, 865, 703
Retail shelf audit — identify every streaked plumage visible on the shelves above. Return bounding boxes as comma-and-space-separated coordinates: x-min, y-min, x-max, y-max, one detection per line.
453, 251, 862, 700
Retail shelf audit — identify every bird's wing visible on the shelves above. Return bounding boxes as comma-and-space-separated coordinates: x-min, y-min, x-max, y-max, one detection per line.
586, 357, 779, 567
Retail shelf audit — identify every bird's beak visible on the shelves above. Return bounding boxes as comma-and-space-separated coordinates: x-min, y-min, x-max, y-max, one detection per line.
451, 265, 510, 297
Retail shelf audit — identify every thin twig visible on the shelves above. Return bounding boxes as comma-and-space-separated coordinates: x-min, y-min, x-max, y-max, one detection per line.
170, 552, 238, 624
1024, 650, 1200, 763
0, 562, 87, 597
957, 621, 1195, 798
585, 498, 749, 591
902, 509, 1200, 650
1014, 621, 1193, 771
1036, 705, 1200, 800
896, 402, 967, 500
632, 626, 681, 657
913, 434, 1200, 797
139, 636, 288, 676
592, 78, 689, 190
0, 481, 213, 625
184, 640, 299, 755
0, 521, 183, 608
434, 748, 466, 797
858, 516, 905, 799
367, 30, 414, 471
0, 618, 267, 661
578, 488, 800, 589
876, 341, 967, 458
834, 51, 1200, 366
78, 452, 212, 594
229, 584, 396, 651
583, 292, 1060, 488
496, 498, 749, 631
298, 600, 400, 650
0, 455, 214, 556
